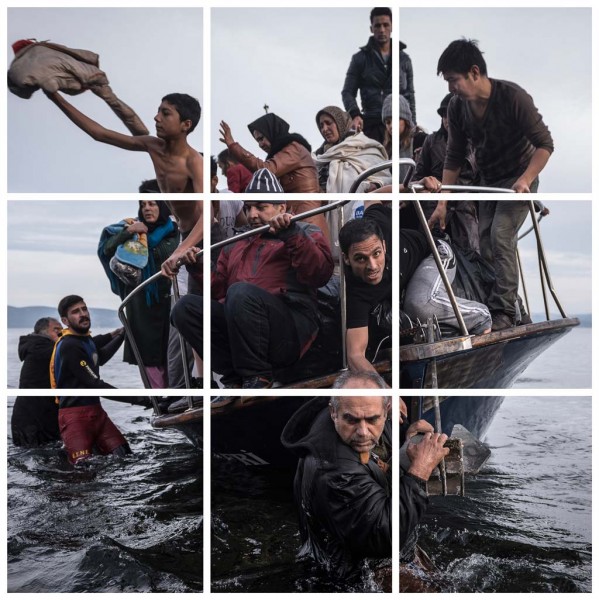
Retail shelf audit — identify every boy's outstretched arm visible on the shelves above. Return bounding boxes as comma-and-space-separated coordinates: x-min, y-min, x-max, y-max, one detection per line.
46, 91, 149, 152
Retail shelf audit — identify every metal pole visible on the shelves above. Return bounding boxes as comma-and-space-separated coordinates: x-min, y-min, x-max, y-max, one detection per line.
339, 207, 348, 370
412, 200, 469, 337
516, 247, 530, 317
409, 184, 516, 194
527, 200, 568, 318
171, 275, 194, 409
118, 201, 351, 394
427, 322, 447, 496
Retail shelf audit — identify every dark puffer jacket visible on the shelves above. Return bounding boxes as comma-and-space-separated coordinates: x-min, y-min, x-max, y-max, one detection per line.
18, 333, 55, 388
342, 37, 392, 121
281, 398, 391, 578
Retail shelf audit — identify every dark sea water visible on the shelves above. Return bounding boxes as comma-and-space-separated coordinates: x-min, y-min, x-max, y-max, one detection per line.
410, 397, 592, 593
211, 459, 390, 593
7, 399, 202, 593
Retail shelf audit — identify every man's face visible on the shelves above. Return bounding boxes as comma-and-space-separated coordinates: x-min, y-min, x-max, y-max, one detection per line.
344, 234, 386, 285
330, 395, 389, 453
318, 114, 340, 144
154, 100, 188, 138
62, 301, 91, 334
442, 70, 477, 100
244, 202, 285, 228
252, 130, 272, 153
46, 319, 63, 342
370, 15, 392, 45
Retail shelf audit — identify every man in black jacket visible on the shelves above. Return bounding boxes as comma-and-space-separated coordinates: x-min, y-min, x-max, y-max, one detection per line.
281, 370, 390, 579
11, 317, 63, 446
341, 7, 392, 144
50, 294, 132, 463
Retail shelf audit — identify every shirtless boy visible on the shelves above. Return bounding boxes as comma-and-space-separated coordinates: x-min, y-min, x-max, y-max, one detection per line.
46, 91, 203, 193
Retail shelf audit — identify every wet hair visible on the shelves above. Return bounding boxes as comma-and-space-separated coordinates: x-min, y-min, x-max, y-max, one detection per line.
437, 38, 487, 77
161, 93, 202, 133
139, 179, 161, 193
58, 295, 84, 318
370, 7, 392, 22
34, 317, 58, 335
338, 217, 385, 255
330, 370, 390, 410
210, 155, 218, 178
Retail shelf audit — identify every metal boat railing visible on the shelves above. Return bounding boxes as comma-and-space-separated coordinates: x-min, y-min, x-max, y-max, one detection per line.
119, 200, 351, 413
401, 159, 569, 341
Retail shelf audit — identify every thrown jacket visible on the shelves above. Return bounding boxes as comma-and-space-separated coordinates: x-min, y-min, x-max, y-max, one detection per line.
281, 398, 391, 578
18, 333, 55, 388
8, 41, 148, 135
342, 37, 392, 121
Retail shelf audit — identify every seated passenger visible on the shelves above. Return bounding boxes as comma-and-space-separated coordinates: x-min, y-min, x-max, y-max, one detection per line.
339, 201, 391, 373
171, 169, 334, 389
313, 105, 390, 193
403, 234, 491, 335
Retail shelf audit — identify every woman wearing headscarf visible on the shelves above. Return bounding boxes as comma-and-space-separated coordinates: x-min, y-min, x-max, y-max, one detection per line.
220, 115, 330, 243
313, 105, 391, 194
98, 200, 178, 388
219, 113, 319, 193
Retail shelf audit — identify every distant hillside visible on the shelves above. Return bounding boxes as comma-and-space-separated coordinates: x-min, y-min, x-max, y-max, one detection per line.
8, 306, 121, 329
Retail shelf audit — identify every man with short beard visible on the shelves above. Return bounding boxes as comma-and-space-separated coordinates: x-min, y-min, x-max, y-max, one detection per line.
50, 295, 131, 463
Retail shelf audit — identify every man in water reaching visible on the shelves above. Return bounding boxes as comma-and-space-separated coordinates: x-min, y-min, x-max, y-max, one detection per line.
50, 295, 133, 463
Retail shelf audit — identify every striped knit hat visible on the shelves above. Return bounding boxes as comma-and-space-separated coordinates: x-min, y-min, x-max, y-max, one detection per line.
245, 168, 285, 196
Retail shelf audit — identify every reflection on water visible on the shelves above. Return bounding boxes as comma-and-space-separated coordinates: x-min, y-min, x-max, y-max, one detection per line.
410, 398, 591, 592
7, 399, 202, 592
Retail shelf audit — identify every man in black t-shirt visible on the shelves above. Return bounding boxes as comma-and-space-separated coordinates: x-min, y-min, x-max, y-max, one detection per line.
339, 201, 391, 373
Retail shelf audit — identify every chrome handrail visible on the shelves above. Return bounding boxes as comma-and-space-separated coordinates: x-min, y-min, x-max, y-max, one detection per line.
348, 160, 392, 193
118, 200, 351, 412
405, 196, 568, 342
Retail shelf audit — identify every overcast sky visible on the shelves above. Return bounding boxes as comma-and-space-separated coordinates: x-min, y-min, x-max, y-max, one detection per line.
210, 7, 375, 174
7, 7, 203, 193
400, 7, 592, 192
8, 200, 592, 316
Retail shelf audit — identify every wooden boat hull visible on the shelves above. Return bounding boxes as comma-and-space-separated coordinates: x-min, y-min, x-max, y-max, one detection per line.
400, 318, 578, 389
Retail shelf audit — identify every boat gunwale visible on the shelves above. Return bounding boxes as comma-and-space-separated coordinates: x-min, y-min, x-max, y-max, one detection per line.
400, 317, 580, 362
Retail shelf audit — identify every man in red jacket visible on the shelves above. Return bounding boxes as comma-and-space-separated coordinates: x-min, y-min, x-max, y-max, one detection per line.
171, 169, 334, 389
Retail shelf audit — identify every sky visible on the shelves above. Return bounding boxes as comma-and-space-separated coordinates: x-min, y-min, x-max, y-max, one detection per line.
7, 7, 203, 193
210, 7, 375, 172
7, 200, 592, 315
400, 7, 592, 193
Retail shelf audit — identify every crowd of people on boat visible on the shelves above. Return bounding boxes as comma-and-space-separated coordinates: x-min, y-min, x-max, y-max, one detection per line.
400, 37, 553, 334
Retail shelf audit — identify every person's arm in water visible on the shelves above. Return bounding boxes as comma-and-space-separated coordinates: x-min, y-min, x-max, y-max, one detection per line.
46, 91, 150, 151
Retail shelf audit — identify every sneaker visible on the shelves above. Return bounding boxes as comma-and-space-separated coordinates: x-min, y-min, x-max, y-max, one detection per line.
491, 312, 515, 332
242, 375, 273, 389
